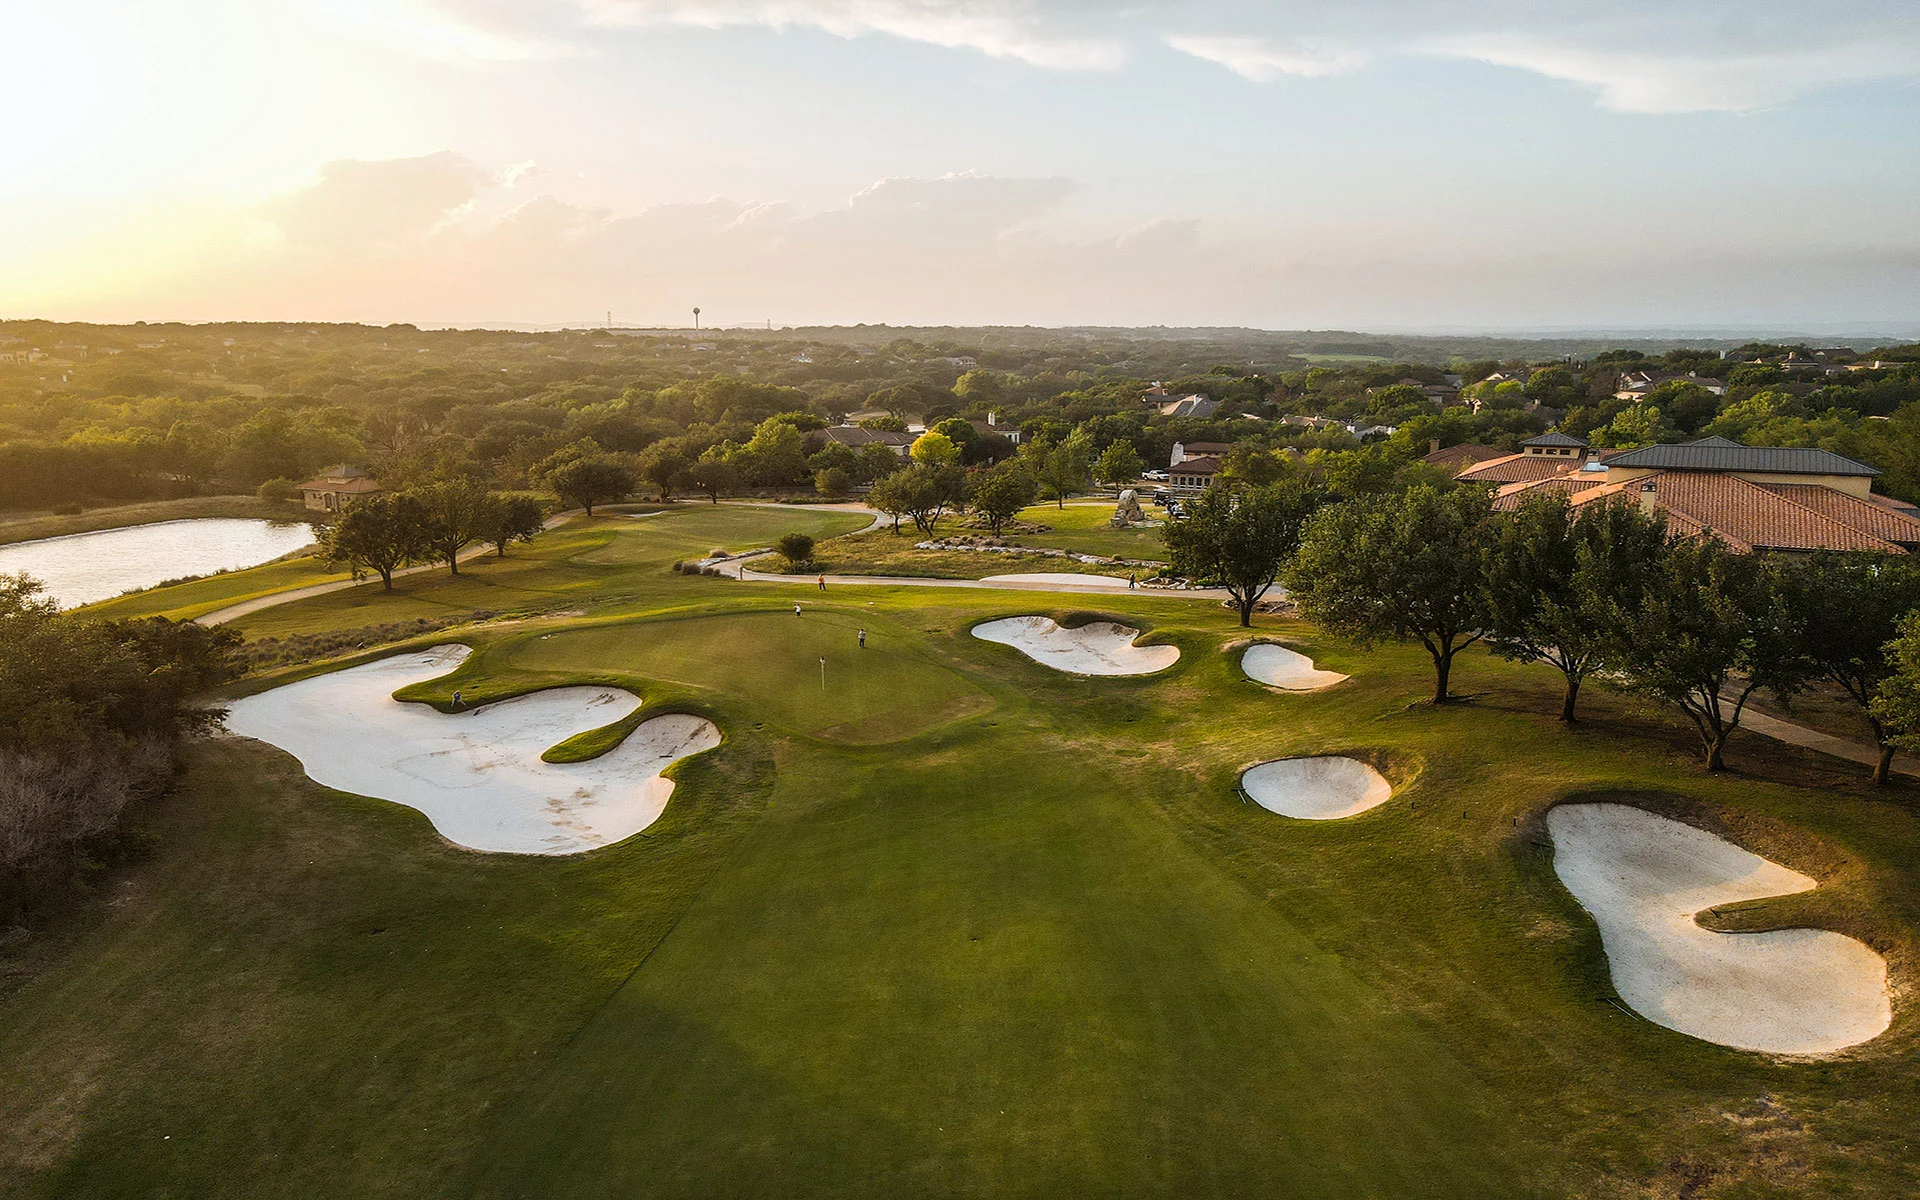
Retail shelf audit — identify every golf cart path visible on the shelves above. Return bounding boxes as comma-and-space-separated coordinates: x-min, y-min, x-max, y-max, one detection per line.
711, 502, 1234, 598
194, 509, 584, 627
1736, 705, 1919, 779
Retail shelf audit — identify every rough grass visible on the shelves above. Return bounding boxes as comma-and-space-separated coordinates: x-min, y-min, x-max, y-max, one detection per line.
3, 554, 1920, 1198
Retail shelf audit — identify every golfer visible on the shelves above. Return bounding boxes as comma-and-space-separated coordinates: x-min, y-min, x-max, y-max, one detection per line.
858, 629, 866, 649
794, 603, 802, 615
450, 689, 463, 710
1128, 573, 1136, 589
818, 574, 826, 590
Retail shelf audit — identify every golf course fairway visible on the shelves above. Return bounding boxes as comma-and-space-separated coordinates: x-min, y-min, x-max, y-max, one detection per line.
2, 504, 1918, 1199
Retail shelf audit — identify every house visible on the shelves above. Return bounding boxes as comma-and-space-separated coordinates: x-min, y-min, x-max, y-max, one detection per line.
1170, 440, 1231, 467
1613, 370, 1728, 401
1158, 394, 1218, 419
1167, 455, 1222, 492
819, 426, 915, 458
945, 356, 978, 370
1456, 432, 1607, 487
1420, 441, 1502, 474
298, 465, 385, 513
1486, 436, 1920, 554
966, 413, 1021, 445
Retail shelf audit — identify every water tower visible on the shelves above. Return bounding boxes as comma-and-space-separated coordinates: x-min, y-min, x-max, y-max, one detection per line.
692, 306, 701, 331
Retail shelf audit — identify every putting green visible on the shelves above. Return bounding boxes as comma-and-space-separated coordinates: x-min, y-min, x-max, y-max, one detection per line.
502, 610, 992, 743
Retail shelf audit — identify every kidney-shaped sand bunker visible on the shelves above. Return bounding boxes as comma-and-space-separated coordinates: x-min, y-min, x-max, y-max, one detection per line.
1548, 802, 1890, 1054
1240, 756, 1392, 820
971, 616, 1179, 676
224, 645, 721, 856
1241, 644, 1348, 691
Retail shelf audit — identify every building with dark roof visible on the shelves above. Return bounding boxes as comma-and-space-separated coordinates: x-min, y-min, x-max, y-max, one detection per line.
1420, 441, 1502, 473
819, 426, 915, 457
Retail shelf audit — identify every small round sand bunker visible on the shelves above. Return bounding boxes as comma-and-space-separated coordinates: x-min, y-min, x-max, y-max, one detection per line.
224, 645, 722, 856
1240, 756, 1391, 820
1242, 644, 1348, 691
1548, 802, 1890, 1054
971, 616, 1178, 676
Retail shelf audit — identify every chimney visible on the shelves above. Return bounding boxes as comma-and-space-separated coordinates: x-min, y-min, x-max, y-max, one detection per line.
1638, 480, 1658, 517
1429, 438, 1441, 455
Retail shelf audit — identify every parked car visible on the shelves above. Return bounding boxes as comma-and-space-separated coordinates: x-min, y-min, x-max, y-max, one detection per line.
1141, 469, 1169, 481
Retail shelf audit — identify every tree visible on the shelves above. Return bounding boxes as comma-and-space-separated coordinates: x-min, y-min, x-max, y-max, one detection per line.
815, 466, 853, 497
1093, 440, 1144, 487
544, 454, 637, 515
1166, 480, 1326, 627
910, 430, 961, 467
1288, 485, 1493, 702
738, 417, 809, 486
316, 493, 431, 589
477, 494, 546, 557
1779, 553, 1920, 783
685, 457, 740, 504
639, 441, 690, 501
1872, 613, 1920, 765
775, 532, 815, 568
1034, 437, 1092, 508
873, 463, 965, 535
968, 464, 1039, 534
1605, 537, 1807, 772
1483, 494, 1668, 721
412, 478, 493, 574
857, 441, 904, 483
1216, 443, 1285, 489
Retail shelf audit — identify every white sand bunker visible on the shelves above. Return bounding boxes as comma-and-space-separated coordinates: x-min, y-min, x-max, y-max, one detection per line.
1242, 643, 1349, 691
1548, 803, 1890, 1054
980, 572, 1132, 590
224, 645, 721, 855
1240, 756, 1392, 820
971, 616, 1178, 676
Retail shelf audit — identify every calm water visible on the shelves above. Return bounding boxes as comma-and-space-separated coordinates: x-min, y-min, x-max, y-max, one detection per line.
0, 518, 316, 608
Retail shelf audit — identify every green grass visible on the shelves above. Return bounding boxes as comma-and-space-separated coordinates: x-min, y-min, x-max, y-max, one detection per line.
501, 609, 992, 743
4, 563, 1920, 1197
77, 554, 348, 622
1006, 500, 1168, 560
218, 505, 871, 641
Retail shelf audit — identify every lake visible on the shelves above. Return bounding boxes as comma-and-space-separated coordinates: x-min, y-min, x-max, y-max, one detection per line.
0, 518, 317, 608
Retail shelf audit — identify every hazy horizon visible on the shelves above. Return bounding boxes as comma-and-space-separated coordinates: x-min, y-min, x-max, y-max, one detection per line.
8, 1, 1919, 331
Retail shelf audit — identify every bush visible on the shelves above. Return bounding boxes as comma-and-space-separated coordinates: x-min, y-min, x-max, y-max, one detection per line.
256, 477, 301, 503
775, 532, 816, 568
815, 466, 853, 498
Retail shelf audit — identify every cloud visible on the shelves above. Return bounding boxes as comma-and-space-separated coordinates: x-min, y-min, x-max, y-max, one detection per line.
405, 0, 1920, 113
575, 0, 1125, 68
1164, 35, 1362, 81
264, 152, 493, 251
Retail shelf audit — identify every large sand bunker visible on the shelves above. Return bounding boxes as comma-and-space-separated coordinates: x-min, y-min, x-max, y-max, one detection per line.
1548, 803, 1890, 1054
1240, 756, 1392, 820
979, 572, 1132, 590
971, 616, 1179, 676
224, 645, 721, 855
1241, 644, 1348, 691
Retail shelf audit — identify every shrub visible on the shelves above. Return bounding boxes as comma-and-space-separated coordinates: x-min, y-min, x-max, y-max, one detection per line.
256, 477, 301, 502
775, 532, 816, 568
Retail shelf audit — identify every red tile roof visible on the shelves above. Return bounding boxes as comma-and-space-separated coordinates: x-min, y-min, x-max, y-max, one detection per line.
1757, 484, 1920, 547
1489, 474, 1609, 511
1422, 442, 1502, 472
1457, 453, 1584, 485
1567, 471, 1902, 553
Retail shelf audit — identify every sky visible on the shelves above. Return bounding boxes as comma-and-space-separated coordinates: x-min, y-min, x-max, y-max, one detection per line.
4, 0, 1918, 332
